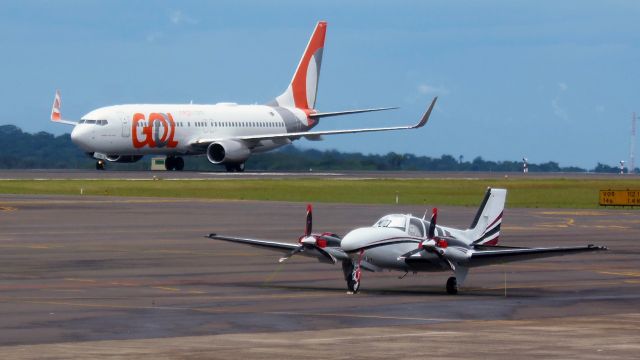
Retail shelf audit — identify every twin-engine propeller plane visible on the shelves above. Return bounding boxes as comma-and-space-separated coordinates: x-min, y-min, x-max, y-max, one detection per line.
209, 188, 607, 294
50, 21, 436, 171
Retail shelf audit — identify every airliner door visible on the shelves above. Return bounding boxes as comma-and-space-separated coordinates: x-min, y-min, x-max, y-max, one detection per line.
121, 113, 130, 137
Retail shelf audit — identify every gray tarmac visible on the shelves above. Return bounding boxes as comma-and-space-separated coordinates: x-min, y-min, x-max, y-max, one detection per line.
0, 194, 639, 358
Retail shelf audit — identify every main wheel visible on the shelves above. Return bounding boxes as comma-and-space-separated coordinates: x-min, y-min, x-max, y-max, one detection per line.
165, 157, 175, 171
225, 164, 236, 172
446, 276, 458, 295
236, 162, 245, 172
96, 160, 105, 170
175, 157, 184, 171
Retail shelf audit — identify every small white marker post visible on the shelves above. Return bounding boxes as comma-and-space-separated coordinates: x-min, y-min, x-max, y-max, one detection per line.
395, 191, 399, 204
80, 188, 84, 195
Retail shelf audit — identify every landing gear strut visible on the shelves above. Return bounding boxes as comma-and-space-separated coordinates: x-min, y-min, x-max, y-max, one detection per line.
224, 163, 245, 172
96, 159, 105, 170
446, 276, 458, 295
165, 156, 184, 171
342, 260, 361, 293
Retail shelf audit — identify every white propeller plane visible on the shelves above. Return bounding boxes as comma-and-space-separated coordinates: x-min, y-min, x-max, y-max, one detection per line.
50, 21, 437, 171
209, 188, 607, 294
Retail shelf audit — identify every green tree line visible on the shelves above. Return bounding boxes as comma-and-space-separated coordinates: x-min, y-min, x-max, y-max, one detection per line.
0, 125, 631, 173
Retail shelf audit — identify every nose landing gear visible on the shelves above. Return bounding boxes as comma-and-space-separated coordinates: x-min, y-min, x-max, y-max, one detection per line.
342, 260, 361, 294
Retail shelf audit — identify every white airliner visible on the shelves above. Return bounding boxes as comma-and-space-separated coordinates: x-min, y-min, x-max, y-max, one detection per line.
209, 188, 606, 294
50, 21, 437, 171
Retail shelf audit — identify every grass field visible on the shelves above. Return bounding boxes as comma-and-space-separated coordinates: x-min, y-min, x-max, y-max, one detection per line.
0, 178, 639, 208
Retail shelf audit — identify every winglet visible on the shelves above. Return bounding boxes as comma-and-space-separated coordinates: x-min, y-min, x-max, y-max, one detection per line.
51, 90, 62, 122
412, 97, 438, 129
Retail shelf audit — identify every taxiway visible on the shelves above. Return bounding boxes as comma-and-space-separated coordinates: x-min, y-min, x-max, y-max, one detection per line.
0, 195, 638, 358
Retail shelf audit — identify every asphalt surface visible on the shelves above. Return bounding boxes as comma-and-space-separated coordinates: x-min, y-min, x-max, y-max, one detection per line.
0, 169, 636, 180
0, 195, 638, 358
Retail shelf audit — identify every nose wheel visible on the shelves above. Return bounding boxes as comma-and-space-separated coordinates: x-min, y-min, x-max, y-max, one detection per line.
446, 276, 458, 295
165, 156, 184, 171
95, 160, 105, 170
342, 260, 361, 294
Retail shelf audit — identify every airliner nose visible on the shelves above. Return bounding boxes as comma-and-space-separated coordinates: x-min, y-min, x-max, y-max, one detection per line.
70, 125, 91, 151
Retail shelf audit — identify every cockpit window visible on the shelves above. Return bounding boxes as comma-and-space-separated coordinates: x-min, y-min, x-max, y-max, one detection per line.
374, 215, 406, 230
408, 218, 425, 237
80, 119, 108, 125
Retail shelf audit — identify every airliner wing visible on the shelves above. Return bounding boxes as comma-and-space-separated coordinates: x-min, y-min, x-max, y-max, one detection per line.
467, 244, 607, 267
208, 234, 349, 262
192, 97, 436, 146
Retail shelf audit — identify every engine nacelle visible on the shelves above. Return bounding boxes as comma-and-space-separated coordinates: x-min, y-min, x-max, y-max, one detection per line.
206, 140, 250, 164
105, 155, 144, 163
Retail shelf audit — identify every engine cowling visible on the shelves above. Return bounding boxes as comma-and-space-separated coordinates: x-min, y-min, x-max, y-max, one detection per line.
105, 155, 144, 163
206, 140, 250, 164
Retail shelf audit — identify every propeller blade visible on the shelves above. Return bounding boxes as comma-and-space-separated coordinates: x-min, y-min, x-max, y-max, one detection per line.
428, 208, 438, 239
397, 247, 424, 260
305, 204, 313, 237
279, 245, 304, 263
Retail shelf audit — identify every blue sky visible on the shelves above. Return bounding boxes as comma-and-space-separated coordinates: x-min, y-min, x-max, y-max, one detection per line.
1, 0, 639, 168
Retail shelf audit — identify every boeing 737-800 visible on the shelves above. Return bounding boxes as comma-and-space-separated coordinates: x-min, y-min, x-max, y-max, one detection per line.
51, 21, 437, 171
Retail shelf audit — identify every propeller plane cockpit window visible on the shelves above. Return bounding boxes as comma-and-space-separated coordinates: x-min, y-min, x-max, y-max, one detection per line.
408, 217, 425, 237
374, 215, 407, 231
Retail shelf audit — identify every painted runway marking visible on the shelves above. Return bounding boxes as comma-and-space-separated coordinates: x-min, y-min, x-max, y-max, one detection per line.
265, 311, 458, 322
599, 271, 640, 277
152, 286, 180, 292
239, 331, 460, 344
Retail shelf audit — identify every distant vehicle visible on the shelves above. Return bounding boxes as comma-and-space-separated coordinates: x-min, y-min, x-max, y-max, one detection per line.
209, 188, 606, 294
50, 21, 436, 171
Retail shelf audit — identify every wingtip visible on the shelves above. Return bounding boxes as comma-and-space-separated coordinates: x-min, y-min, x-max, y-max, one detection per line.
413, 96, 438, 128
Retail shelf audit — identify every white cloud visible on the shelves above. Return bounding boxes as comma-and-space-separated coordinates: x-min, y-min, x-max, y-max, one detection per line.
551, 81, 569, 121
551, 96, 568, 121
146, 31, 163, 43
170, 10, 198, 25
417, 83, 449, 95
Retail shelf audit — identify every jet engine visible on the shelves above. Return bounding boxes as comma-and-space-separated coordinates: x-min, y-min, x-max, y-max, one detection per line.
105, 155, 144, 163
206, 140, 250, 164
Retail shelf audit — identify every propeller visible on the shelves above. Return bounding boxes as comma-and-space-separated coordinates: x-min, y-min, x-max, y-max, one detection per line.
398, 207, 455, 270
279, 204, 336, 264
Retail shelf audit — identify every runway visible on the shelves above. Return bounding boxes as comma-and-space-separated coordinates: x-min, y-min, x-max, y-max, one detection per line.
0, 168, 635, 180
0, 195, 638, 358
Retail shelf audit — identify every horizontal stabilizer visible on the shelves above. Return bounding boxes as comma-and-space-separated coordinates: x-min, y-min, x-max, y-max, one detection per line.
309, 107, 398, 119
50, 90, 77, 126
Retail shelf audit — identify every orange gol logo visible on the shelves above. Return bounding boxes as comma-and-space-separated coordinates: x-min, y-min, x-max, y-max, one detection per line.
132, 113, 178, 149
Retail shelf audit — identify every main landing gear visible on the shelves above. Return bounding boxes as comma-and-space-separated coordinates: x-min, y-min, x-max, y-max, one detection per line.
95, 159, 105, 170
165, 156, 184, 171
224, 163, 245, 172
342, 260, 361, 294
